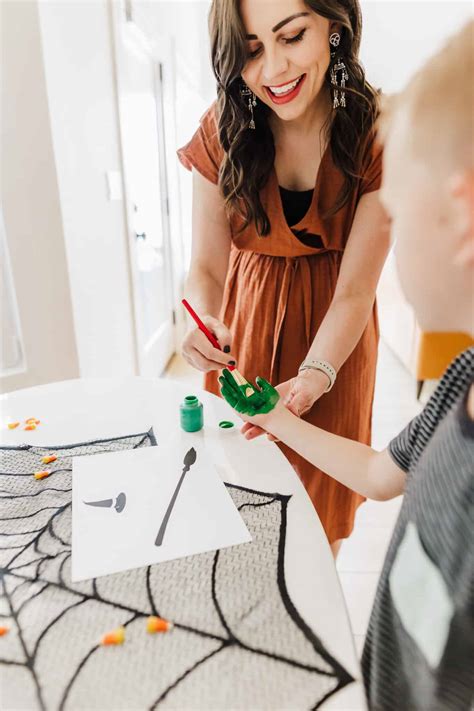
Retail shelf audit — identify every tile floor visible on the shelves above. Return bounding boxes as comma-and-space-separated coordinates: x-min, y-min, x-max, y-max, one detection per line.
164, 340, 422, 700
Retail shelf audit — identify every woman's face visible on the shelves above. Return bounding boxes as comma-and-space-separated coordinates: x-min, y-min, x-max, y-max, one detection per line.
240, 0, 335, 123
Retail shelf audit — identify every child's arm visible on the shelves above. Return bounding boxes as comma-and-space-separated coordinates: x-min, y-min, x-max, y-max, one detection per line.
220, 370, 406, 501
263, 405, 405, 501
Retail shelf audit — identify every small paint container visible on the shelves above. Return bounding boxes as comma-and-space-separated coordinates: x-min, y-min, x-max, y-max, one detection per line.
180, 395, 204, 433
218, 420, 235, 432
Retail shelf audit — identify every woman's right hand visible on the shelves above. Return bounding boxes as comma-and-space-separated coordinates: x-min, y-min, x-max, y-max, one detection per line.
182, 316, 237, 372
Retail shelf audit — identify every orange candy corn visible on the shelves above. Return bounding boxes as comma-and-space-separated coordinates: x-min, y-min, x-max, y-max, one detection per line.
0, 626, 9, 636
7, 422, 20, 430
24, 424, 36, 431
34, 471, 50, 481
25, 418, 40, 424
101, 626, 125, 646
146, 616, 173, 634
41, 455, 57, 465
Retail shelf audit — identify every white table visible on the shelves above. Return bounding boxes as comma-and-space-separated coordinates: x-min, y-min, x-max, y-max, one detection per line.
0, 378, 365, 710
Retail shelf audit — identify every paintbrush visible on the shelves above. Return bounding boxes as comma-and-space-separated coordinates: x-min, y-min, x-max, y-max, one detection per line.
181, 299, 235, 371
155, 447, 197, 547
228, 368, 255, 398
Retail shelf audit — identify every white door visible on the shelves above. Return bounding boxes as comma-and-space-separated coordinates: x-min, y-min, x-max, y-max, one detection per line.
112, 4, 175, 376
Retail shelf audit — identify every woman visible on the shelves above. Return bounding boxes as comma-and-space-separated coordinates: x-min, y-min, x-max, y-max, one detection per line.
178, 0, 390, 556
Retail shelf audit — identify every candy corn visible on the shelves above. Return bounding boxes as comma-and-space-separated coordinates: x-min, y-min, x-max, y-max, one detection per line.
41, 455, 57, 465
34, 471, 50, 481
8, 418, 41, 430
0, 626, 9, 636
146, 616, 173, 634
101, 626, 125, 646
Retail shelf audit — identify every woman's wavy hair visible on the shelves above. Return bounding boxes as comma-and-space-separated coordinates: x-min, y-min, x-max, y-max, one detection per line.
209, 0, 380, 236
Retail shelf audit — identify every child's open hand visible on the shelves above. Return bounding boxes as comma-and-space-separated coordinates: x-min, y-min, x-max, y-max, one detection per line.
241, 370, 329, 440
218, 369, 280, 422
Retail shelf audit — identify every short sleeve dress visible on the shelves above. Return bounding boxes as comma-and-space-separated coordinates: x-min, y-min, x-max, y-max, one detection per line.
178, 104, 382, 543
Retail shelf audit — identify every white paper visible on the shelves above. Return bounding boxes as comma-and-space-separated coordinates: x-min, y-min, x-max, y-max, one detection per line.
72, 442, 251, 581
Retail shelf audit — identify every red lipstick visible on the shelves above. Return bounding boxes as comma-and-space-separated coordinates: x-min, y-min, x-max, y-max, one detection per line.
264, 74, 306, 105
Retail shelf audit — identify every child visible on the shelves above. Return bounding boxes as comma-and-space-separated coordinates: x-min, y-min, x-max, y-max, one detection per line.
220, 20, 474, 710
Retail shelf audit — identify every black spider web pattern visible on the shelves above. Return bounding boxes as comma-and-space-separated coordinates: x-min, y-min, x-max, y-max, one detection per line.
0, 432, 354, 710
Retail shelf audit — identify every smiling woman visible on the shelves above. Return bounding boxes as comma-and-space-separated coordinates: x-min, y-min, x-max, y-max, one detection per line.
211, 0, 379, 234
178, 0, 390, 554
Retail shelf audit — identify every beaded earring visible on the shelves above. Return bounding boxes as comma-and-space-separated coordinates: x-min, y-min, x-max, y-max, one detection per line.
240, 84, 257, 129
329, 32, 349, 109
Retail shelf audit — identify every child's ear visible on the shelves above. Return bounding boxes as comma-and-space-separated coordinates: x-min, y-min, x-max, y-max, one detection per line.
449, 170, 474, 268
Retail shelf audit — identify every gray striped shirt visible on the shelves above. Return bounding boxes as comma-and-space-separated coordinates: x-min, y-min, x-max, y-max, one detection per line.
362, 348, 474, 710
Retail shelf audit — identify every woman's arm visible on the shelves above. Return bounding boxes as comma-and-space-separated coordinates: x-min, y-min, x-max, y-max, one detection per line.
182, 170, 236, 371
242, 189, 391, 437
286, 190, 392, 411
308, 190, 390, 368
185, 170, 231, 316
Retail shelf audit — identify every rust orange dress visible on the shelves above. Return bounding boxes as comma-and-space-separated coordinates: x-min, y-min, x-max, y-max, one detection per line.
178, 105, 382, 543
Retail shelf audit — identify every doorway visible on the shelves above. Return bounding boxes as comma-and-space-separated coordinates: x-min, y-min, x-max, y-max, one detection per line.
112, 2, 175, 376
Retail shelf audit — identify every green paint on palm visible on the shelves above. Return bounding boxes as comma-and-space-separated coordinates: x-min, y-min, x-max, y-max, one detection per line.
219, 369, 280, 415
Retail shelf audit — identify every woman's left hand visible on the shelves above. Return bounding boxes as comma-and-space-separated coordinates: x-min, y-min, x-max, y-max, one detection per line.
241, 368, 330, 440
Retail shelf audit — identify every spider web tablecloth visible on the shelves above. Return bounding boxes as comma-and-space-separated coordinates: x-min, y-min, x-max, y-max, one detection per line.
0, 431, 353, 710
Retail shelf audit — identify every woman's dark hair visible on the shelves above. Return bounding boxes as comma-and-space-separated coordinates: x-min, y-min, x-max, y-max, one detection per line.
209, 0, 380, 236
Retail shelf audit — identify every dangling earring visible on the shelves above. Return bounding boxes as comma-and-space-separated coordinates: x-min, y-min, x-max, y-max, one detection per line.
329, 32, 348, 109
240, 83, 257, 129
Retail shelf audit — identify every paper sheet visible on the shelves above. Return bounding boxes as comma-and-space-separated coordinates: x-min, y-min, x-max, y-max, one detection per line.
72, 442, 251, 581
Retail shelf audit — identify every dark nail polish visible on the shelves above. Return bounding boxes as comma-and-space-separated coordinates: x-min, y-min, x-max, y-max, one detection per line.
228, 360, 236, 366
223, 345, 231, 353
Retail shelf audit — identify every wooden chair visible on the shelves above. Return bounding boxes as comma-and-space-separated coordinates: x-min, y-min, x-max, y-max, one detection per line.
416, 332, 474, 399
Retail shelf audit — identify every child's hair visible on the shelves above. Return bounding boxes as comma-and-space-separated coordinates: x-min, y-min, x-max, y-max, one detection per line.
380, 20, 473, 171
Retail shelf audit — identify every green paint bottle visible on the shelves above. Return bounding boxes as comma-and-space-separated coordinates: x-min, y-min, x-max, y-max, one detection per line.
180, 395, 204, 432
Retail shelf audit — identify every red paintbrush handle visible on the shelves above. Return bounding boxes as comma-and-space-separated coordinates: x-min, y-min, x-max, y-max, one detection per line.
181, 299, 221, 350
182, 299, 235, 371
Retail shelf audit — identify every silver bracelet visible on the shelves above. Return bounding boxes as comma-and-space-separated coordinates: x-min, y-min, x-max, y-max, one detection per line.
298, 359, 337, 392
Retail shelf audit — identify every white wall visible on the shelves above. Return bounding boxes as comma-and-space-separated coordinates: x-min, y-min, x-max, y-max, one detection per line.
0, 0, 79, 394
360, 1, 473, 92
37, 0, 138, 378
